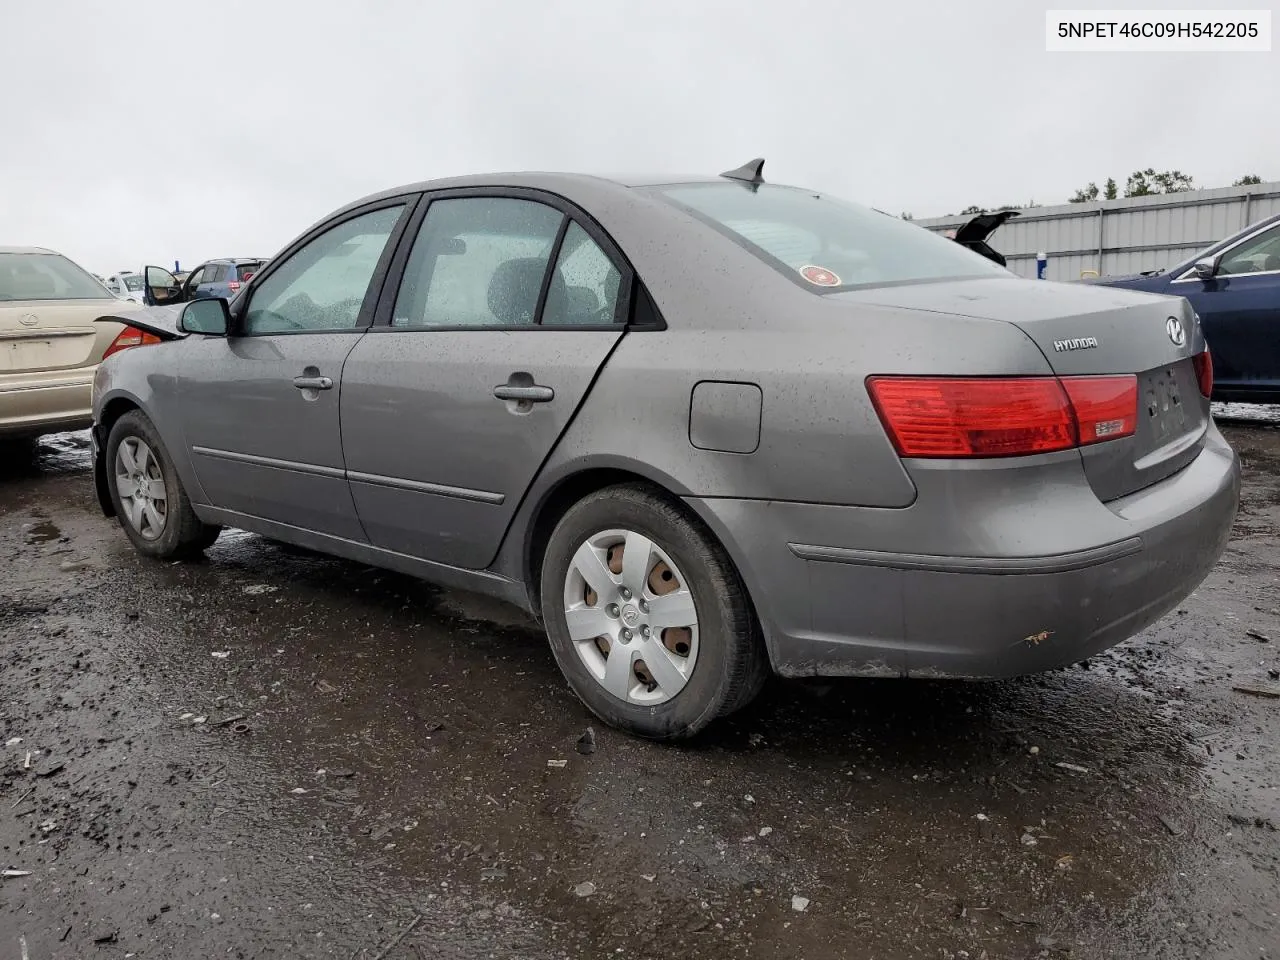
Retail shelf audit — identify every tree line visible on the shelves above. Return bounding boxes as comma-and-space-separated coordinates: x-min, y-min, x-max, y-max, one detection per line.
907, 171, 1265, 220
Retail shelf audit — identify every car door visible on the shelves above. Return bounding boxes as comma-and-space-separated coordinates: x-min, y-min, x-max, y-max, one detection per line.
340, 191, 630, 569
175, 199, 414, 539
143, 265, 184, 306
180, 265, 207, 302
1173, 221, 1280, 390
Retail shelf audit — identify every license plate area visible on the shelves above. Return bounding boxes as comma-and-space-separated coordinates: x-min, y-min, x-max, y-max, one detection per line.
0, 339, 53, 373
1141, 366, 1189, 445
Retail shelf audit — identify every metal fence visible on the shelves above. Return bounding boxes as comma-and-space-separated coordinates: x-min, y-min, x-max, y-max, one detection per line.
914, 181, 1280, 281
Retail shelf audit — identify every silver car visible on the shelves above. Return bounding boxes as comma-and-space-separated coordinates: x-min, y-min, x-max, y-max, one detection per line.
90, 160, 1240, 739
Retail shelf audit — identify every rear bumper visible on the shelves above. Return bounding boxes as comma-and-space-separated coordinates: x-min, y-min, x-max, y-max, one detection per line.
0, 373, 94, 438
685, 426, 1241, 679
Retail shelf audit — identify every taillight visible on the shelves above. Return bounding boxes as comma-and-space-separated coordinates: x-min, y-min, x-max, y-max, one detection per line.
1060, 376, 1138, 445
103, 325, 161, 361
228, 281, 241, 293
1192, 349, 1213, 398
867, 374, 1138, 459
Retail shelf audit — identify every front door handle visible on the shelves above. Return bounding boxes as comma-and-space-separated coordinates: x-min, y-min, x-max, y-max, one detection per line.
493, 384, 554, 403
293, 375, 333, 391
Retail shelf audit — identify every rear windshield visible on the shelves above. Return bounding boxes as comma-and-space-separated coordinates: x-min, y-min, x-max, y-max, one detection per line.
650, 183, 1008, 291
0, 253, 111, 301
123, 274, 145, 291
236, 262, 263, 281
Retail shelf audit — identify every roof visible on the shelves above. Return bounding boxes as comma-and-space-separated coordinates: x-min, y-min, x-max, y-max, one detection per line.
0, 245, 58, 256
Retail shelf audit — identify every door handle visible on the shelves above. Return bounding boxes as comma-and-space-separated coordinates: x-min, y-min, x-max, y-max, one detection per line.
493, 384, 554, 403
293, 375, 333, 391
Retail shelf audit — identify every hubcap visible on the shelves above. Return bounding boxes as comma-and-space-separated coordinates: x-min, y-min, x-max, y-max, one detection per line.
114, 437, 168, 541
562, 529, 699, 705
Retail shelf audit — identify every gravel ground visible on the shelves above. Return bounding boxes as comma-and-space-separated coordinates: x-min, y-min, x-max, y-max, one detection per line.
1, 413, 1278, 959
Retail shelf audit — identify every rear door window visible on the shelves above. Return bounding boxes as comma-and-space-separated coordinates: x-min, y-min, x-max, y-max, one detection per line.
391, 197, 565, 328
236, 262, 263, 281
541, 222, 624, 326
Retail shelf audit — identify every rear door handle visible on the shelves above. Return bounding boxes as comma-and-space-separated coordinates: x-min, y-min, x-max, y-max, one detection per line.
293, 375, 333, 391
493, 384, 554, 403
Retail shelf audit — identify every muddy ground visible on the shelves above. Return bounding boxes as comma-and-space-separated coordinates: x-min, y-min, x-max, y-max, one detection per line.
1, 411, 1279, 960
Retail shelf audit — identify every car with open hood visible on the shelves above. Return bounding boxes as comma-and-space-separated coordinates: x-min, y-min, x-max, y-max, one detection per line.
88, 159, 1240, 739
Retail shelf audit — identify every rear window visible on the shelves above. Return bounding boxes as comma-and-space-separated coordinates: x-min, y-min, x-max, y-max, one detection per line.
0, 253, 111, 301
650, 183, 1008, 291
123, 274, 145, 291
236, 262, 263, 281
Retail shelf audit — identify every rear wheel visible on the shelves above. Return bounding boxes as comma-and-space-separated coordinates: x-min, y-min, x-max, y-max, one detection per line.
540, 485, 768, 740
106, 411, 221, 559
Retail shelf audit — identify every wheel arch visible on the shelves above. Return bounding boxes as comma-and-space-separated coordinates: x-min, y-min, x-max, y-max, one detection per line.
93, 392, 145, 517
514, 458, 758, 632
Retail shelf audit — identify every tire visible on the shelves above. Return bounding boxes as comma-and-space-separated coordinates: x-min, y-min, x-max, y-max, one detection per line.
540, 484, 768, 740
105, 410, 222, 560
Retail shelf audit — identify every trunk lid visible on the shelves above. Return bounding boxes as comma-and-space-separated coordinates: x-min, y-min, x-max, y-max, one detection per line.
0, 299, 133, 374
835, 277, 1208, 501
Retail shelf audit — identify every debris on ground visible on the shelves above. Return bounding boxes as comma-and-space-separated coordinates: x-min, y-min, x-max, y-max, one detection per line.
1055, 762, 1089, 774
2, 870, 32, 878
1247, 630, 1272, 643
366, 913, 421, 960
211, 651, 231, 659
791, 895, 810, 912
576, 727, 596, 755
242, 584, 278, 596
547, 759, 568, 769
213, 714, 246, 727
1233, 684, 1280, 699
1159, 815, 1184, 837
35, 758, 65, 778
759, 826, 773, 837
998, 911, 1038, 925
573, 881, 596, 897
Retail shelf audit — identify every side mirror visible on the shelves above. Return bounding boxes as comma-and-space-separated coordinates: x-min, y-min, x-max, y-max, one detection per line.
1192, 256, 1219, 281
179, 297, 231, 336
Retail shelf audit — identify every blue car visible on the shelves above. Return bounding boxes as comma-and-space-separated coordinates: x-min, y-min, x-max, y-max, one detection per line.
1090, 213, 1280, 403
142, 258, 266, 307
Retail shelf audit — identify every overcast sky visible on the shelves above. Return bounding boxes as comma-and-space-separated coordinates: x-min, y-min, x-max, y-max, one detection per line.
2, 0, 1276, 273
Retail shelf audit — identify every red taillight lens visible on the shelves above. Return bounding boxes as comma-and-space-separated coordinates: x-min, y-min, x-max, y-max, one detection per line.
103, 325, 161, 361
1060, 375, 1138, 445
867, 377, 1075, 457
227, 281, 241, 293
867, 374, 1138, 459
1192, 349, 1213, 398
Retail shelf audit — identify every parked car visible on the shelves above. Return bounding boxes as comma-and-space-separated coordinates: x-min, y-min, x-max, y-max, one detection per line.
88, 160, 1239, 739
142, 258, 266, 306
103, 271, 146, 303
1088, 212, 1280, 402
0, 246, 140, 441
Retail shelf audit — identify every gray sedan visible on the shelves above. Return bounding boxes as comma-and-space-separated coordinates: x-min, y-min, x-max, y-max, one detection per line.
90, 160, 1240, 739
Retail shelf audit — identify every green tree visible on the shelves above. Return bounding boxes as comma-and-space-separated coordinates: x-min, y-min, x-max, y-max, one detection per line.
960, 205, 987, 216
1104, 177, 1118, 200
1069, 182, 1100, 203
1234, 174, 1263, 186
1125, 168, 1194, 197
900, 211, 914, 220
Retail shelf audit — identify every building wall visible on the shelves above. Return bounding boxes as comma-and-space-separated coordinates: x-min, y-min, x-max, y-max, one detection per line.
914, 182, 1280, 281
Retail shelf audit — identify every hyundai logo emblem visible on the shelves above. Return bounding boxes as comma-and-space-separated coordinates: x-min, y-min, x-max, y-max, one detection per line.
18, 313, 38, 327
1166, 316, 1186, 347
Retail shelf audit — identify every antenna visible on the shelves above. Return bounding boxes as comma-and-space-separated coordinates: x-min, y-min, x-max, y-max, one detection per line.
719, 158, 766, 185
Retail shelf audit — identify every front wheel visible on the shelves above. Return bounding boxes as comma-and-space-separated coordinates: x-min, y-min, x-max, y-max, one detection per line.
106, 410, 222, 559
540, 485, 768, 740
